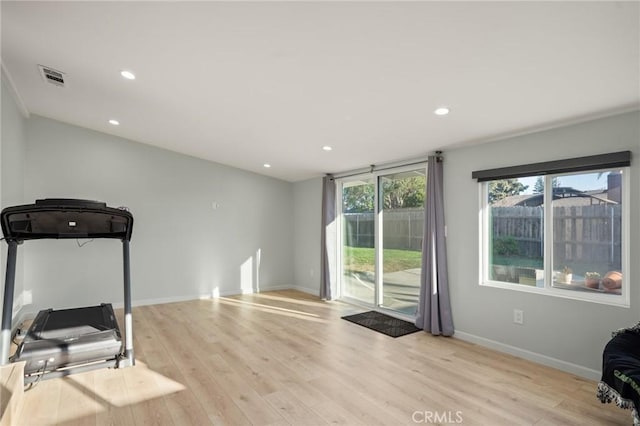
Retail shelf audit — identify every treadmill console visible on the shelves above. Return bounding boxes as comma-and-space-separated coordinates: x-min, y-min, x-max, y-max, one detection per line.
1, 198, 133, 241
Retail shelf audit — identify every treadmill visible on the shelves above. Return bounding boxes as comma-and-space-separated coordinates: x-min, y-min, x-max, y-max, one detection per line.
0, 199, 135, 384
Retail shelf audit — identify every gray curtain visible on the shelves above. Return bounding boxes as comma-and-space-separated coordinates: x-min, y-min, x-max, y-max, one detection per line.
415, 155, 454, 336
320, 175, 336, 300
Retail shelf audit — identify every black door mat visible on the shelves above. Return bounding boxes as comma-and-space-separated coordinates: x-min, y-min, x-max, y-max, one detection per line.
342, 310, 421, 338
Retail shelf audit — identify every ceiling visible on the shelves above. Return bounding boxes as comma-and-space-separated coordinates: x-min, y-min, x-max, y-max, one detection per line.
2, 2, 638, 182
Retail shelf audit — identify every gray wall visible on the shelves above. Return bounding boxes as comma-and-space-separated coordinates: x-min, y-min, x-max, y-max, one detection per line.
290, 111, 639, 377
293, 177, 322, 294
1, 75, 27, 319
23, 115, 294, 312
445, 111, 639, 375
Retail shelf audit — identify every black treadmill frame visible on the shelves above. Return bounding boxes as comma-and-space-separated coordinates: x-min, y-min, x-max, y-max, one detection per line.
0, 198, 135, 381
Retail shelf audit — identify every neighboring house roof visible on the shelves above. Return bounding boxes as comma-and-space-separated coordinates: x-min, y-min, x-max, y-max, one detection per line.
493, 187, 615, 207
492, 194, 535, 207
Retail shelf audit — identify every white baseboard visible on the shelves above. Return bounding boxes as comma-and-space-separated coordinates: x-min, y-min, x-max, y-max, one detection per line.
454, 330, 601, 381
253, 284, 295, 293
114, 285, 303, 309
120, 293, 213, 309
291, 285, 319, 296
11, 307, 36, 332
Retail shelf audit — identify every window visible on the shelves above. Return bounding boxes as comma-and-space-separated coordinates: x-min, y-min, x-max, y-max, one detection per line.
486, 176, 545, 287
475, 152, 630, 307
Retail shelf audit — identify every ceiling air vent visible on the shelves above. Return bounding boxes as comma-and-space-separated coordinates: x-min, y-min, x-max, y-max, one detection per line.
38, 65, 66, 87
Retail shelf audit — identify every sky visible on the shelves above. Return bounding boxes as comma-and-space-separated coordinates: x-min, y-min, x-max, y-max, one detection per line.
518, 170, 620, 194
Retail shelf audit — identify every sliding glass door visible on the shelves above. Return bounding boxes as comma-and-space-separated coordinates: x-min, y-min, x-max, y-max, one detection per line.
339, 166, 425, 316
380, 170, 425, 315
341, 178, 376, 305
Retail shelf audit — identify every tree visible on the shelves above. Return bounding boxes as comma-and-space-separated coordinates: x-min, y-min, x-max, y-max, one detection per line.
533, 177, 561, 194
488, 179, 528, 203
533, 177, 544, 194
342, 175, 426, 212
381, 176, 425, 209
342, 184, 375, 212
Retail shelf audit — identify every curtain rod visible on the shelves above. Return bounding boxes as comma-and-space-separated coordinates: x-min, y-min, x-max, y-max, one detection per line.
331, 153, 442, 180
471, 150, 630, 182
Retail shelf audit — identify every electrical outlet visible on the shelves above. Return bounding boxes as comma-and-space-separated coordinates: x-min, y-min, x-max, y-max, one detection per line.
513, 309, 524, 325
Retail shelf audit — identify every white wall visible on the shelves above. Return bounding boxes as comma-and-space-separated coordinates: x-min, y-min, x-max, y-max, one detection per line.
1, 74, 27, 321
445, 111, 640, 376
23, 115, 294, 312
292, 177, 322, 295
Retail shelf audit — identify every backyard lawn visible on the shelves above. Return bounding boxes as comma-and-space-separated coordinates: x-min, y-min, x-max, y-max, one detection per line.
343, 246, 422, 273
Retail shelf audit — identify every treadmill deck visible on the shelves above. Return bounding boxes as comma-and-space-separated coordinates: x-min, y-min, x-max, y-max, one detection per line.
12, 304, 122, 375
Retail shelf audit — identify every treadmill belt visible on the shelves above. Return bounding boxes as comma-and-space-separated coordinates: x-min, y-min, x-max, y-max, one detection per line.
14, 304, 123, 375
36, 306, 111, 338
38, 325, 104, 340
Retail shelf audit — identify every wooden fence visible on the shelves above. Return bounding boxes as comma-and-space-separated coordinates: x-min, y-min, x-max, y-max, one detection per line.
343, 208, 424, 251
491, 205, 622, 265
344, 205, 622, 266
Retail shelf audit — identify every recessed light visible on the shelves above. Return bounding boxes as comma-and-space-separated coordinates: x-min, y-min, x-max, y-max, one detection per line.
434, 107, 450, 116
263, 163, 271, 168
322, 146, 333, 151
120, 70, 136, 80
108, 119, 120, 126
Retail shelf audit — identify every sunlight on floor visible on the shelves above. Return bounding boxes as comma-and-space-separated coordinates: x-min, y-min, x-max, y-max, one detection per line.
21, 361, 185, 425
108, 361, 184, 406
45, 375, 102, 424
252, 293, 327, 307
218, 297, 327, 323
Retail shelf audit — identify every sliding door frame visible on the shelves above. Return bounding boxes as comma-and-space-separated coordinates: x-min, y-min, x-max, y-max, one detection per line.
336, 174, 378, 308
336, 163, 426, 319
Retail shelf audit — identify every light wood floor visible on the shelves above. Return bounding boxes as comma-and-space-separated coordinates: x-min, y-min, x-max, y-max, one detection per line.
14, 290, 631, 425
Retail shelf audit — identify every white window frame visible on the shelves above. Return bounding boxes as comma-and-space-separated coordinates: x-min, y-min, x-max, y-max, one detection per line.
479, 168, 630, 308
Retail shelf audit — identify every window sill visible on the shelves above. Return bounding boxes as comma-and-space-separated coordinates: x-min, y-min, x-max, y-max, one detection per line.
480, 280, 630, 308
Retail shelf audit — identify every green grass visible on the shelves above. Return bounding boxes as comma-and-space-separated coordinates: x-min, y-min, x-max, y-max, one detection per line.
343, 246, 422, 273
491, 255, 543, 269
